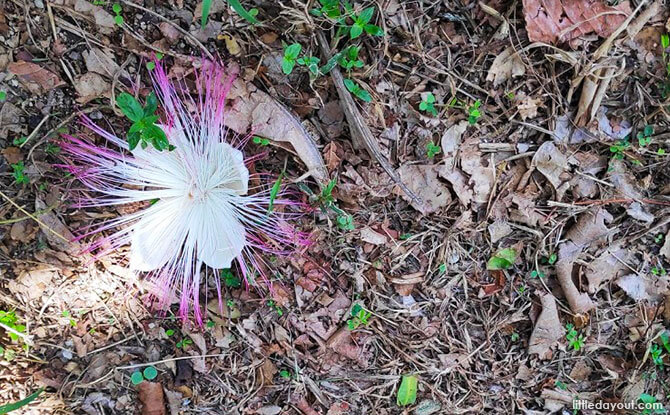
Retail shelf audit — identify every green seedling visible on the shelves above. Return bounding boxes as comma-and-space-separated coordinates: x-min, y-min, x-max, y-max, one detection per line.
655, 234, 664, 244
639, 393, 665, 414
297, 55, 321, 77
45, 143, 60, 155
0, 91, 6, 101
652, 265, 667, 276
609, 138, 630, 160
343, 78, 371, 102
0, 310, 26, 343
546, 253, 558, 265
221, 268, 241, 288
638, 125, 654, 147
130, 366, 158, 386
176, 337, 193, 349
467, 100, 482, 124
336, 214, 354, 231
201, 0, 212, 29
282, 43, 302, 75
11, 162, 28, 185
337, 46, 364, 71
345, 5, 383, 39
651, 343, 664, 367
419, 92, 438, 116
165, 329, 175, 337
117, 92, 171, 151
426, 141, 441, 159
661, 33, 670, 98
530, 269, 546, 278
112, 3, 123, 25
12, 137, 27, 146
347, 303, 371, 330
310, 0, 342, 19
267, 171, 283, 214
227, 0, 259, 24
252, 136, 270, 146
279, 369, 292, 379
555, 380, 567, 390
267, 300, 283, 316
565, 323, 585, 351
438, 263, 447, 274
510, 332, 520, 342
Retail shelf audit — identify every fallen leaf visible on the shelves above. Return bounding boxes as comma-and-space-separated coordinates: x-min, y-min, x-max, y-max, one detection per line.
35, 197, 81, 255
531, 141, 569, 190
584, 244, 631, 292
395, 164, 451, 215
73, 0, 117, 35
486, 46, 525, 87
2, 146, 22, 164
221, 34, 241, 55
8, 61, 65, 94
137, 382, 166, 415
522, 0, 632, 45
225, 77, 328, 185
528, 294, 562, 359
0, 102, 24, 138
460, 137, 494, 205
607, 159, 644, 200
323, 141, 343, 172
359, 227, 388, 245
7, 265, 57, 300
256, 359, 277, 386
518, 96, 542, 120
617, 273, 669, 302
83, 48, 128, 80
488, 220, 512, 243
74, 72, 111, 104
440, 121, 473, 206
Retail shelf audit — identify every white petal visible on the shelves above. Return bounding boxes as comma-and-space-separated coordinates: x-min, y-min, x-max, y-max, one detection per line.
190, 191, 246, 269
130, 198, 189, 271
209, 142, 248, 195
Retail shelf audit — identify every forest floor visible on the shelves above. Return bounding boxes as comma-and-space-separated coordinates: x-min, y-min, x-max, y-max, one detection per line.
1, 0, 670, 414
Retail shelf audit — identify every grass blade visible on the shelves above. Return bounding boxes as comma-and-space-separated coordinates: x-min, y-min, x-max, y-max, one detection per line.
267, 171, 284, 214
201, 0, 212, 29
227, 0, 258, 24
0, 388, 45, 414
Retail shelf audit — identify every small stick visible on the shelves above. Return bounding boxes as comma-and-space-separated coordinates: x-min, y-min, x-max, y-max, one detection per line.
316, 32, 420, 205
0, 190, 68, 242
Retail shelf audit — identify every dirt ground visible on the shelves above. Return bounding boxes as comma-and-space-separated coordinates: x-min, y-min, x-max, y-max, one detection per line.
1, 0, 670, 414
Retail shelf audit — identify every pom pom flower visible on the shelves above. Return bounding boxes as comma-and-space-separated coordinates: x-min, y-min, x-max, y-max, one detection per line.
60, 61, 307, 324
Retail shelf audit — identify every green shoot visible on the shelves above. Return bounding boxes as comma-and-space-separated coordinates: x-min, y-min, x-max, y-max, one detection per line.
0, 91, 6, 101
0, 388, 44, 414
426, 141, 441, 159
344, 78, 371, 102
337, 46, 364, 71
267, 172, 284, 213
221, 268, 241, 288
176, 337, 193, 349
650, 343, 664, 367
117, 92, 171, 151
530, 269, 546, 279
467, 100, 482, 124
346, 5, 383, 39
419, 92, 438, 116
252, 136, 270, 146
112, 3, 123, 25
282, 43, 302, 75
11, 162, 29, 185
336, 214, 354, 230
297, 55, 321, 77
267, 300, 283, 316
12, 137, 27, 146
310, 0, 342, 19
347, 303, 372, 330
609, 138, 630, 160
201, 0, 212, 29
565, 323, 585, 351
639, 393, 665, 414
227, 0, 259, 24
637, 125, 654, 147
486, 248, 516, 270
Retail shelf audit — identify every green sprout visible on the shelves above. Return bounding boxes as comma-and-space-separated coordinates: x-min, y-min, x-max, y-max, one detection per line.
112, 3, 123, 25
565, 323, 585, 351
11, 162, 29, 185
281, 43, 302, 75
467, 100, 482, 124
252, 136, 270, 146
337, 46, 364, 71
638, 125, 654, 147
0, 90, 6, 101
347, 303, 372, 330
426, 141, 441, 159
343, 78, 371, 102
345, 5, 383, 39
419, 92, 438, 116
221, 268, 241, 288
116, 92, 171, 151
297, 55, 321, 77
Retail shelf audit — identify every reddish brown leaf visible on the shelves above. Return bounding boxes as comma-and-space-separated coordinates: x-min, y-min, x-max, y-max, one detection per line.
522, 0, 631, 45
8, 61, 65, 94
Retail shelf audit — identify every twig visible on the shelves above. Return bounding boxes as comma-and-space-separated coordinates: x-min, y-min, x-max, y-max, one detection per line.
0, 190, 68, 242
315, 32, 420, 204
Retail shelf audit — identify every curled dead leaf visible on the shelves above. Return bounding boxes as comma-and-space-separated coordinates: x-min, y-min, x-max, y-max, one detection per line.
138, 382, 166, 415
395, 164, 451, 215
528, 294, 563, 359
486, 46, 525, 87
8, 61, 64, 94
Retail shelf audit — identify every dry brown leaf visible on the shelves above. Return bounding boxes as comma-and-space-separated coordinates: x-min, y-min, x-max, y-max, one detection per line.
359, 227, 388, 245
617, 273, 669, 302
8, 61, 65, 94
396, 164, 451, 215
1, 146, 22, 164
440, 121, 474, 207
323, 141, 343, 172
460, 137, 495, 205
528, 294, 563, 359
74, 72, 111, 104
138, 382, 166, 415
517, 96, 542, 120
531, 141, 569, 190
522, 0, 632, 45
7, 265, 57, 300
72, 0, 117, 34
256, 359, 278, 386
607, 159, 644, 200
584, 244, 631, 292
0, 102, 23, 138
225, 78, 328, 185
36, 197, 81, 255
83, 48, 128, 80
661, 230, 670, 259
486, 46, 526, 87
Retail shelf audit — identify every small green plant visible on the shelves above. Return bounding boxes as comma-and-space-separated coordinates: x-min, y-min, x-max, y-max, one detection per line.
0, 388, 44, 414
651, 343, 664, 367
652, 265, 667, 276
347, 303, 372, 330
638, 125, 654, 147
130, 366, 158, 385
655, 234, 664, 244
609, 138, 631, 160
310, 0, 342, 18
279, 369, 292, 379
12, 137, 27, 146
116, 92, 171, 151
176, 337, 193, 349
343, 78, 371, 102
252, 136, 270, 146
11, 162, 28, 185
267, 300, 283, 316
565, 323, 585, 351
345, 5, 383, 39
396, 375, 418, 407
486, 248, 517, 270
0, 91, 6, 101
438, 263, 447, 274
546, 253, 557, 265
555, 380, 567, 390
510, 332, 520, 342
419, 92, 438, 116
201, 0, 212, 29
297, 55, 321, 77
661, 33, 670, 98
467, 100, 482, 124
227, 0, 259, 24
165, 329, 175, 337
530, 269, 546, 279
282, 43, 302, 75
426, 141, 441, 159
639, 393, 666, 414
206, 320, 215, 329
336, 214, 354, 231
0, 310, 26, 343
221, 268, 241, 288
337, 46, 364, 71
112, 3, 123, 25
45, 143, 60, 156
